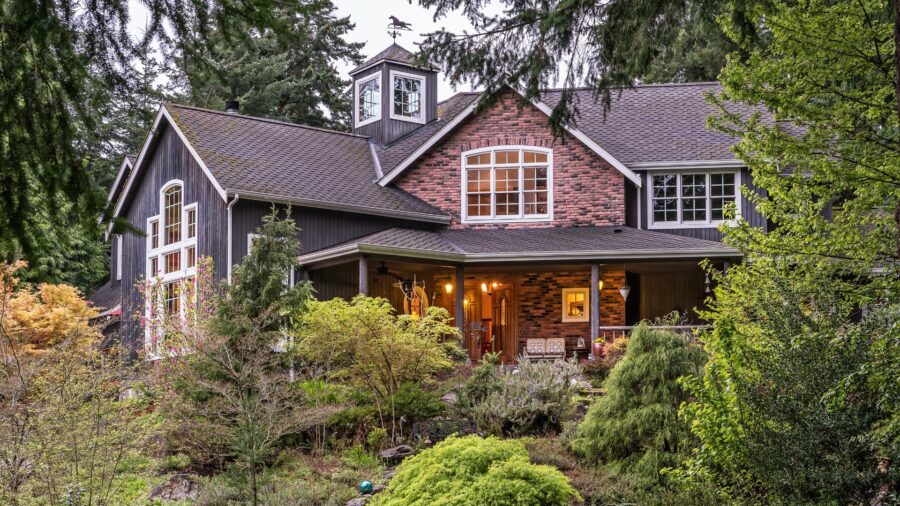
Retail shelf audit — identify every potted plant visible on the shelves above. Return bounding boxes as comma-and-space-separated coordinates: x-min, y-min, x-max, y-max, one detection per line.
592, 337, 606, 359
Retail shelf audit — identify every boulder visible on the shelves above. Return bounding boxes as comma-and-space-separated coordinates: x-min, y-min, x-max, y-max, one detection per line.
346, 498, 370, 506
379, 445, 414, 463
440, 392, 458, 406
148, 474, 199, 502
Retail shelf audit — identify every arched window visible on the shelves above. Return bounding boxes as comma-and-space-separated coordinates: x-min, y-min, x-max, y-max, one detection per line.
461, 146, 553, 223
145, 180, 199, 359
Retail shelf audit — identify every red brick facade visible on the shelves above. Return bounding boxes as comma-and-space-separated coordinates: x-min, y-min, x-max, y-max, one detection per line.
515, 268, 626, 354
393, 91, 626, 229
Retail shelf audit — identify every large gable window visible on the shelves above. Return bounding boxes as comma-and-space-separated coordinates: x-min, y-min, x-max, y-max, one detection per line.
649, 171, 740, 228
462, 147, 552, 223
390, 70, 425, 124
355, 71, 381, 127
145, 180, 198, 359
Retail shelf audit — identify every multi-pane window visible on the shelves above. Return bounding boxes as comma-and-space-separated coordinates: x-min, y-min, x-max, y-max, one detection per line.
391, 72, 424, 122
356, 73, 380, 126
150, 220, 159, 249
163, 186, 182, 245
650, 172, 739, 227
187, 207, 196, 239
463, 148, 551, 222
145, 182, 199, 359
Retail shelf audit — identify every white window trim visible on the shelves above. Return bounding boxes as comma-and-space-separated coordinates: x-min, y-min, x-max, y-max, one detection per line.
388, 70, 426, 124
145, 179, 199, 360
354, 70, 382, 128
115, 235, 123, 281
460, 146, 554, 224
562, 287, 590, 323
646, 170, 742, 230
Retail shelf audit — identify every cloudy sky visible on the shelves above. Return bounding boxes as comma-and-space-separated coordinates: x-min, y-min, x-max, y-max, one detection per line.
127, 0, 484, 98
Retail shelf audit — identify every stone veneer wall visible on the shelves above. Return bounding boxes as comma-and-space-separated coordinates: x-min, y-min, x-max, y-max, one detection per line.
393, 90, 626, 229
515, 269, 626, 355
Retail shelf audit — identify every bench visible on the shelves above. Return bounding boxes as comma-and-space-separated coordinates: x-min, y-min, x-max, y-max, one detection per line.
524, 337, 567, 360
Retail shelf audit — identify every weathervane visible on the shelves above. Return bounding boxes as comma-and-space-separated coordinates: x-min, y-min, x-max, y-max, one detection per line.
388, 15, 412, 41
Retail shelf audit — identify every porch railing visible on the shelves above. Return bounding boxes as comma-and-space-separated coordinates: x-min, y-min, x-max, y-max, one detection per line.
598, 325, 709, 342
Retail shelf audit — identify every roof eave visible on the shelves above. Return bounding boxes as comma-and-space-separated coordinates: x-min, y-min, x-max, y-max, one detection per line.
349, 59, 438, 77
229, 190, 451, 225
299, 243, 741, 266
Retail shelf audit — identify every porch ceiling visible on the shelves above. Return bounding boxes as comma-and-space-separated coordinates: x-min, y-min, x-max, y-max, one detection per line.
298, 226, 739, 267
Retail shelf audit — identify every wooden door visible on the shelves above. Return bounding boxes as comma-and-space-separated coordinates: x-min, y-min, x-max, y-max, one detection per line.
492, 286, 517, 364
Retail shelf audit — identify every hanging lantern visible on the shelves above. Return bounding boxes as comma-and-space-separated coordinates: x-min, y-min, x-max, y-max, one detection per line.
619, 285, 631, 301
444, 282, 453, 294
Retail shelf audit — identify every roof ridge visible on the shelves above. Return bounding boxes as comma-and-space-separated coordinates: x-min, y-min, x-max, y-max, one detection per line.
164, 102, 370, 139
539, 82, 720, 92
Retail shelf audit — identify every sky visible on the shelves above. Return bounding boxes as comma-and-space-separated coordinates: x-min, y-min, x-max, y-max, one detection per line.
126, 0, 483, 100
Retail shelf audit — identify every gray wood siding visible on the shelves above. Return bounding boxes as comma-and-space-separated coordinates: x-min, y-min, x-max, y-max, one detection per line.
118, 124, 229, 354
230, 200, 435, 269
352, 62, 438, 145
309, 262, 358, 301
638, 167, 766, 241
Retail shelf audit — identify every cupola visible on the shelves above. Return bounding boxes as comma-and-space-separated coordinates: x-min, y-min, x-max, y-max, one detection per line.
349, 43, 438, 145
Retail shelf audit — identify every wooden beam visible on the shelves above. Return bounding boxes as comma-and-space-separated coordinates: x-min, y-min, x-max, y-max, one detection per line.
358, 256, 368, 295
455, 266, 465, 332
590, 264, 600, 346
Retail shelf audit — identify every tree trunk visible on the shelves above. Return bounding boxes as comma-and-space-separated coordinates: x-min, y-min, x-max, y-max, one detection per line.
249, 459, 258, 506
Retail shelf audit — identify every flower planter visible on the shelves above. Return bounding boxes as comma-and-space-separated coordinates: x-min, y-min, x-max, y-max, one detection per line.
592, 342, 605, 359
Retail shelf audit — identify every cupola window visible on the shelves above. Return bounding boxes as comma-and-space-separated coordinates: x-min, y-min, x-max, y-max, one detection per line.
390, 70, 425, 124
355, 71, 381, 127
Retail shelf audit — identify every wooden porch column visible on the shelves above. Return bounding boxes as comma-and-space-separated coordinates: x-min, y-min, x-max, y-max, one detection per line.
590, 264, 600, 357
358, 256, 368, 295
455, 266, 465, 333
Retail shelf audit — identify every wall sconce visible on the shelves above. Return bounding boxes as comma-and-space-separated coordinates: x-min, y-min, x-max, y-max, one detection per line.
492, 281, 499, 289
597, 280, 604, 291
481, 282, 488, 293
619, 285, 631, 301
444, 282, 453, 294
704, 274, 711, 294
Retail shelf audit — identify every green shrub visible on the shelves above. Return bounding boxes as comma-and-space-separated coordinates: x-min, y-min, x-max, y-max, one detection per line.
341, 445, 380, 471
367, 427, 388, 451
456, 362, 502, 413
392, 382, 445, 422
572, 324, 706, 484
465, 358, 581, 436
371, 435, 580, 506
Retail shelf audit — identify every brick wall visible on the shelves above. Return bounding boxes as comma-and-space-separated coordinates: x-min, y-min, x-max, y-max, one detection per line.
393, 90, 626, 229
515, 268, 626, 354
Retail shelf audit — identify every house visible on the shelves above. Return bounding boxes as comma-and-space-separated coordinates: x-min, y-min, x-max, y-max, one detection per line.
94, 43, 758, 364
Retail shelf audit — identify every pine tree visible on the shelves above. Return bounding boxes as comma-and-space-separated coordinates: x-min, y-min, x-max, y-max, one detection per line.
184, 1, 364, 130
572, 324, 706, 484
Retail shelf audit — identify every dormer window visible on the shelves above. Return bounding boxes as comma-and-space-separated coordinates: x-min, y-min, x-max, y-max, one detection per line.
390, 70, 425, 124
355, 71, 381, 127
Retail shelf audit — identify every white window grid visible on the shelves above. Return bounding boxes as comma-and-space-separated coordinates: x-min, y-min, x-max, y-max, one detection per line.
460, 146, 553, 224
145, 180, 198, 359
647, 171, 741, 229
355, 71, 381, 128
389, 70, 426, 124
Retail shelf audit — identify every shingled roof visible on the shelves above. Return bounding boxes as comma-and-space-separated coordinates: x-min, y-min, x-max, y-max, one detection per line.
298, 226, 738, 265
350, 43, 419, 75
541, 83, 747, 165
164, 104, 449, 222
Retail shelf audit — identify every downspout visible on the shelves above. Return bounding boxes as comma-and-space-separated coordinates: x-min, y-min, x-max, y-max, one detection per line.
636, 174, 643, 230
227, 193, 240, 284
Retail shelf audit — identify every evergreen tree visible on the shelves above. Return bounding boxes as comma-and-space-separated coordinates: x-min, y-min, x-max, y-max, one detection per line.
157, 208, 318, 506
185, 1, 364, 130
572, 324, 706, 485
415, 0, 755, 130
0, 0, 305, 281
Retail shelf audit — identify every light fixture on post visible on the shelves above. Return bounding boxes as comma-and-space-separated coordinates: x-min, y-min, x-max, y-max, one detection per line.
619, 285, 631, 302
481, 282, 488, 293
598, 280, 604, 291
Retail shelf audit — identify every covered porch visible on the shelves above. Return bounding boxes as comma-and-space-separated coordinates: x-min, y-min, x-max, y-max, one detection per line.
298, 226, 738, 364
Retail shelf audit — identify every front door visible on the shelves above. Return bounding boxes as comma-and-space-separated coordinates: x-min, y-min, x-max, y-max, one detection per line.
463, 282, 517, 364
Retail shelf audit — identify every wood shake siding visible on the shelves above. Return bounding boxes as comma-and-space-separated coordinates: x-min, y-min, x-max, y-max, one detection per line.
393, 91, 626, 229
118, 124, 229, 355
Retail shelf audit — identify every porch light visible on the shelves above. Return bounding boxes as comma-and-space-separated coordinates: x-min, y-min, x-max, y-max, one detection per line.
444, 282, 453, 294
597, 280, 604, 291
619, 285, 631, 301
481, 282, 488, 293
492, 281, 499, 288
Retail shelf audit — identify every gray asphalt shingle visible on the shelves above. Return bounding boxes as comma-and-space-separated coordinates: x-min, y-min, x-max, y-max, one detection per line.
165, 104, 448, 219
